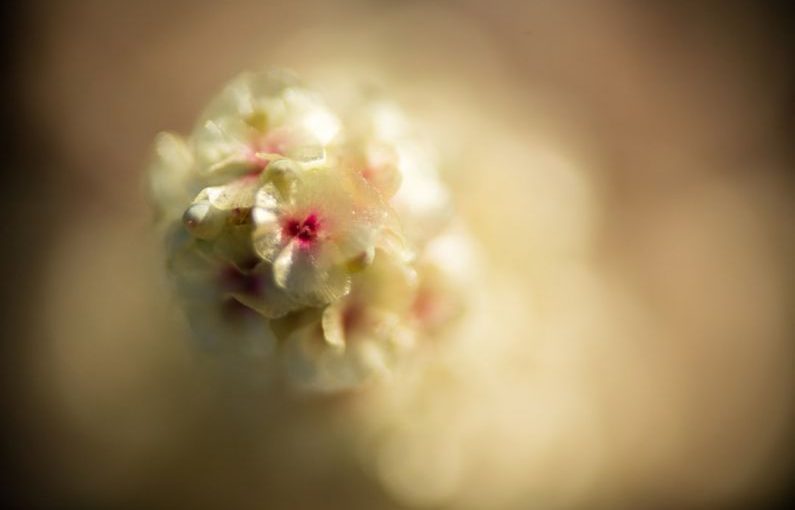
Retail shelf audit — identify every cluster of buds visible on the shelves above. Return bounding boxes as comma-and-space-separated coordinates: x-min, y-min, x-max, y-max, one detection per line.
149, 70, 470, 392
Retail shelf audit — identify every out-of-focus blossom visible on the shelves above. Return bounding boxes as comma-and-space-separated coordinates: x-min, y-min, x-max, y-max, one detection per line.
283, 249, 417, 391
411, 225, 477, 336
335, 100, 403, 199
166, 228, 279, 355
341, 100, 451, 246
191, 70, 340, 183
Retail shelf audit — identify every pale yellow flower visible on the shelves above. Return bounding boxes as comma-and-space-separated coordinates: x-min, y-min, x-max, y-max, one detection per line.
339, 99, 451, 247
191, 70, 340, 183
411, 226, 477, 336
166, 228, 282, 354
282, 250, 417, 392
148, 132, 196, 224
251, 166, 398, 306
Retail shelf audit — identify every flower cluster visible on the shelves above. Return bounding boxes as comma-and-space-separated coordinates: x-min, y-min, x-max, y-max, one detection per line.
149, 70, 471, 391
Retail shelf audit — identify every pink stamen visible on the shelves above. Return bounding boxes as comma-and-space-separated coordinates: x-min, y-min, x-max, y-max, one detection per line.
283, 213, 321, 247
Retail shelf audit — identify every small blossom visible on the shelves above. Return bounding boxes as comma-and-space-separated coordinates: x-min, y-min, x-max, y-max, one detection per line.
340, 100, 451, 246
283, 250, 417, 391
410, 225, 477, 335
166, 228, 278, 354
390, 139, 452, 247
191, 70, 339, 183
251, 166, 395, 306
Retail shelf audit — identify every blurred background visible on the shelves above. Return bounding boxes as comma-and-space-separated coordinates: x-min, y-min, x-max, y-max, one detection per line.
1, 1, 794, 509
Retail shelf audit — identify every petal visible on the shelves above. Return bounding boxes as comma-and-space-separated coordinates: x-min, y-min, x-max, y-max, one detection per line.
200, 177, 260, 211
253, 182, 283, 211
299, 107, 341, 145
411, 225, 478, 333
168, 239, 218, 297
191, 117, 251, 179
251, 184, 287, 261
252, 229, 283, 263
148, 132, 194, 221
197, 70, 298, 129
273, 241, 352, 305
363, 142, 401, 198
206, 152, 256, 179
182, 201, 225, 240
286, 141, 325, 166
321, 302, 346, 348
359, 248, 417, 312
226, 263, 301, 319
211, 224, 257, 267
335, 218, 379, 261
262, 158, 300, 197
283, 319, 368, 393
252, 220, 283, 264
272, 240, 298, 289
390, 141, 452, 247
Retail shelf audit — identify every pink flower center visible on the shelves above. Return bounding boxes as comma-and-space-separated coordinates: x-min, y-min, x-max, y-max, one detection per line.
284, 213, 320, 246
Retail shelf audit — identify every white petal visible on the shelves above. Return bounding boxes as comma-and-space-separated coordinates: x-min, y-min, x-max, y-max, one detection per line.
273, 241, 351, 305
321, 302, 346, 348
182, 201, 224, 240
148, 132, 194, 221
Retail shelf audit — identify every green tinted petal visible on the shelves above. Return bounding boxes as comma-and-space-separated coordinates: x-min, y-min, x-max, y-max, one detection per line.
273, 241, 351, 305
321, 302, 346, 348
148, 132, 194, 221
200, 178, 259, 211
183, 201, 224, 240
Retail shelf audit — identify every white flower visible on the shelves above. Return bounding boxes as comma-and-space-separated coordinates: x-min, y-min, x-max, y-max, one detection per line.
166, 228, 280, 355
251, 166, 398, 306
339, 99, 451, 247
410, 225, 478, 336
283, 250, 417, 392
191, 70, 340, 183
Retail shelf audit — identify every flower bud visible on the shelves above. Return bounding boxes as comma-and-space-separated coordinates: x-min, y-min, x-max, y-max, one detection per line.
182, 202, 223, 239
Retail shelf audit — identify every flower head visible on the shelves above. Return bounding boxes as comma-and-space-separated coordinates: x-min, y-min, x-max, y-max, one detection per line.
150, 69, 468, 392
